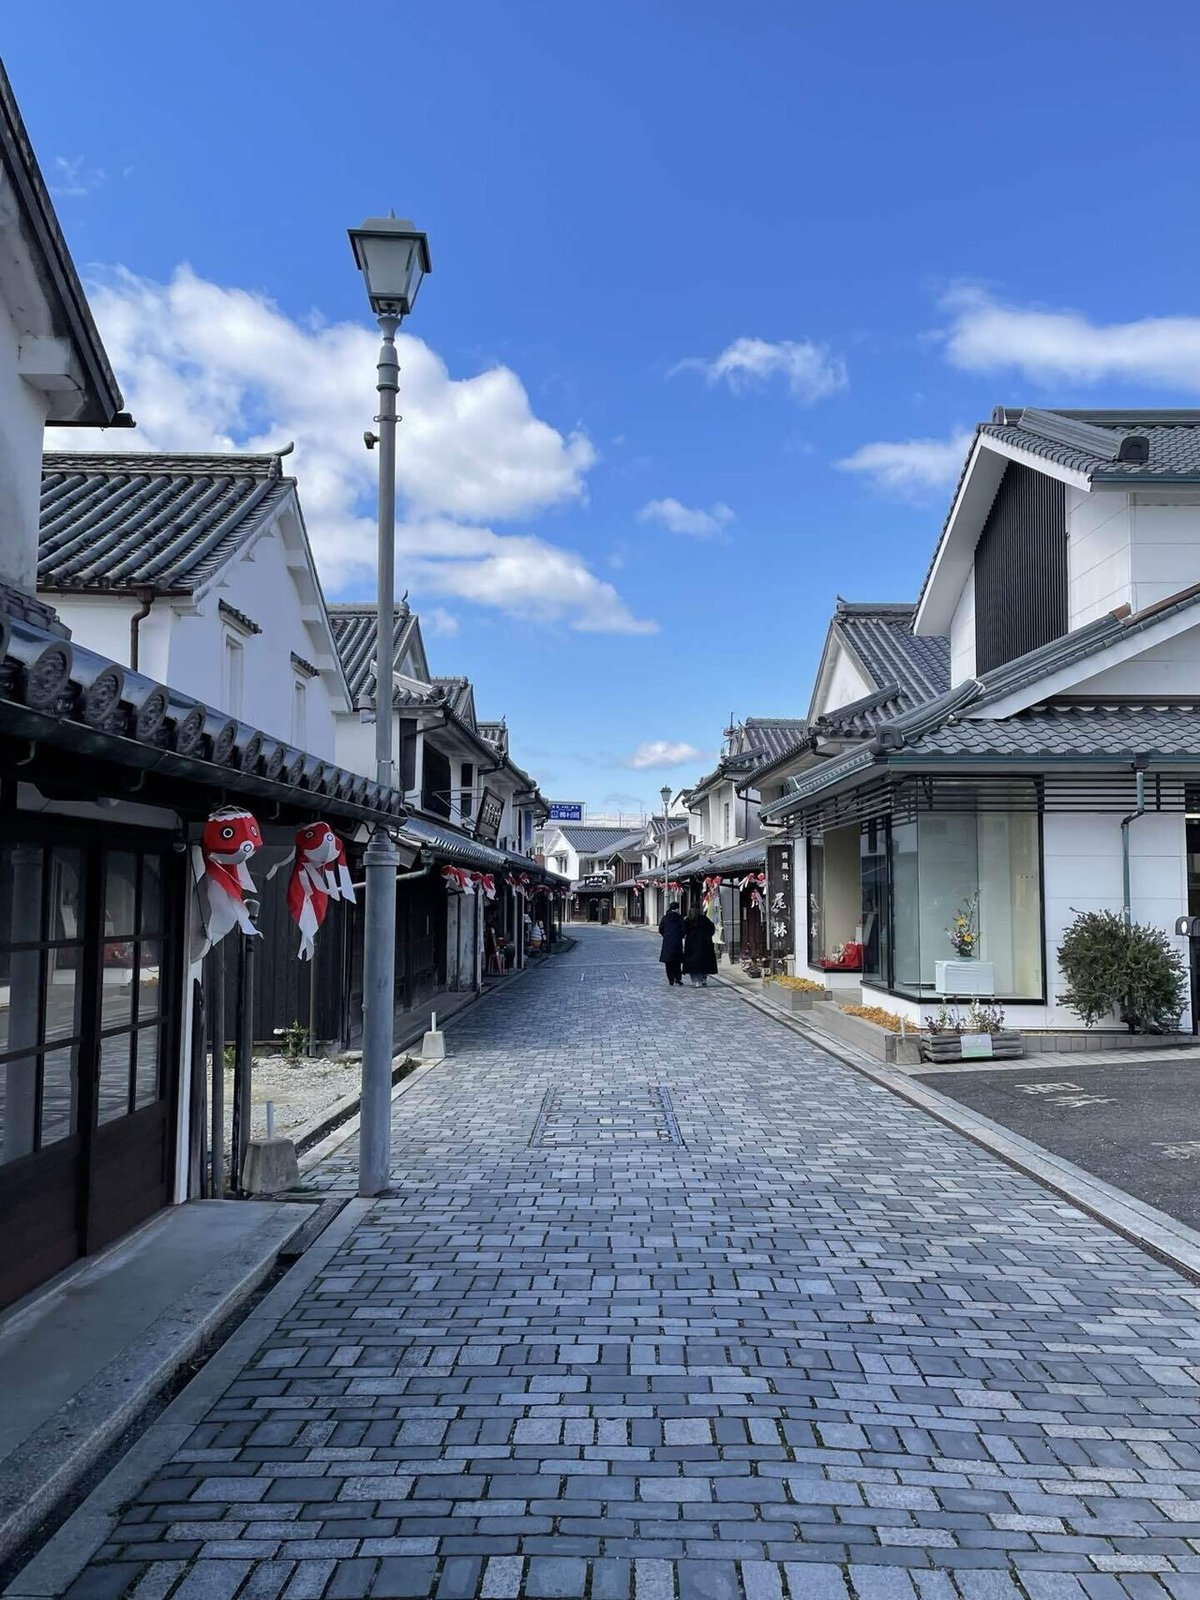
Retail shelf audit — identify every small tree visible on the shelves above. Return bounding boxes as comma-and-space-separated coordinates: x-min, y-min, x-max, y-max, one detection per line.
1058, 910, 1187, 1033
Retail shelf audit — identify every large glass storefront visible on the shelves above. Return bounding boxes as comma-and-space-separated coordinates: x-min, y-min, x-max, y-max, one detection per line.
807, 794, 1044, 1002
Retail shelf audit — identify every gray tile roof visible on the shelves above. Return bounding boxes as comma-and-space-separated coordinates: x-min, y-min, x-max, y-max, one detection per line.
674, 837, 767, 877
982, 408, 1200, 483
546, 824, 637, 854
740, 717, 809, 764
431, 676, 476, 723
601, 829, 646, 860
329, 604, 437, 709
686, 717, 808, 797
834, 601, 950, 707
762, 583, 1200, 821
902, 703, 1200, 760
39, 453, 294, 593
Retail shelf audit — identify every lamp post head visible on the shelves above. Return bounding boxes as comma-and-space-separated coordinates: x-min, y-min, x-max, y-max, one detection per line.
348, 216, 432, 317
660, 785, 672, 814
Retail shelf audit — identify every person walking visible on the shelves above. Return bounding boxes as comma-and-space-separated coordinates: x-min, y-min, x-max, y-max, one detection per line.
658, 900, 685, 987
682, 903, 718, 987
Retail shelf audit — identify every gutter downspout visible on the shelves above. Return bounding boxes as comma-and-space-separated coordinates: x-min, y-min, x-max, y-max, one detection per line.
1120, 755, 1150, 928
129, 588, 155, 671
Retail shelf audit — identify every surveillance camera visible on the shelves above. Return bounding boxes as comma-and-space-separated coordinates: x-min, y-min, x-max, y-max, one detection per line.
364, 430, 378, 450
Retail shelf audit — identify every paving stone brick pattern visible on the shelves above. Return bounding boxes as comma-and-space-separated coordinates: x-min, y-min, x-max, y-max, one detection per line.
58, 927, 1200, 1598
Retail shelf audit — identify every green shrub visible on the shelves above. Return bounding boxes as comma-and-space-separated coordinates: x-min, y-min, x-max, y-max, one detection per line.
1058, 910, 1186, 1033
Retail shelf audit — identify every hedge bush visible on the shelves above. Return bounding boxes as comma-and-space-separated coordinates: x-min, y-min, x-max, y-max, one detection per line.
1058, 910, 1187, 1033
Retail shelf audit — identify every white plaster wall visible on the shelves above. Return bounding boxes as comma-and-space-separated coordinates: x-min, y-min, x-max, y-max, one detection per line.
948, 568, 976, 686
1067, 487, 1132, 628
1072, 622, 1200, 696
167, 535, 342, 752
1037, 810, 1188, 1030
815, 641, 873, 717
0, 300, 52, 594
56, 532, 346, 758
53, 593, 160, 668
1130, 497, 1200, 614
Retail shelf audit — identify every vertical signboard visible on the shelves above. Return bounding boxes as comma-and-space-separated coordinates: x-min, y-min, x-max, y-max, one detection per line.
766, 841, 795, 960
474, 787, 505, 847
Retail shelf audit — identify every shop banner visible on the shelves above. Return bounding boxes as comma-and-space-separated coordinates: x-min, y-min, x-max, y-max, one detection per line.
766, 841, 795, 959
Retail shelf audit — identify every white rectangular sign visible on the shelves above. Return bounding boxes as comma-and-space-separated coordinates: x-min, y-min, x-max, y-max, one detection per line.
959, 1034, 994, 1060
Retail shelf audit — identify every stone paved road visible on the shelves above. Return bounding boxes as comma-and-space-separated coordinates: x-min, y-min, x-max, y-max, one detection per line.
56, 926, 1200, 1599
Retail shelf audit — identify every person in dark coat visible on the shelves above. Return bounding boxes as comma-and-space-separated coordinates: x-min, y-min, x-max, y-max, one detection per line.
658, 902, 685, 986
682, 904, 719, 987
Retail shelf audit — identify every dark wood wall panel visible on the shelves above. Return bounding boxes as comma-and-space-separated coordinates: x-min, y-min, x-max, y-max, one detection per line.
974, 463, 1067, 674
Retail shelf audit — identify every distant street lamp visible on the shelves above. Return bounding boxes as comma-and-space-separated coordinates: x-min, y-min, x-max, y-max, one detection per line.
660, 784, 672, 920
348, 216, 431, 1200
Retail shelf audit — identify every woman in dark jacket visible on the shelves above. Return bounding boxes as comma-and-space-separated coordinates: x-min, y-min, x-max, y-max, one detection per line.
658, 902, 685, 986
682, 905, 719, 987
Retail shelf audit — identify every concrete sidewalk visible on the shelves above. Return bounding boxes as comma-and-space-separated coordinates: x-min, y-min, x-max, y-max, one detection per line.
0, 1198, 312, 1567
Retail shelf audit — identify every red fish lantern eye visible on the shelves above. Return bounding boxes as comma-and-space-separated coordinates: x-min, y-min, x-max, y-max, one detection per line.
221, 825, 235, 840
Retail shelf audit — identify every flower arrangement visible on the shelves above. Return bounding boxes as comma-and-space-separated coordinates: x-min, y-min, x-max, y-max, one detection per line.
946, 892, 980, 958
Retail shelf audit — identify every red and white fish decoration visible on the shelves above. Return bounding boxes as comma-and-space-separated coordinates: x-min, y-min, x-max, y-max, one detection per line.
197, 808, 263, 950
442, 865, 472, 893
285, 822, 355, 961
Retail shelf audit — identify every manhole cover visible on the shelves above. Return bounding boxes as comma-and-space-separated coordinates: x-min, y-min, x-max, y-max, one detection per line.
530, 1085, 683, 1147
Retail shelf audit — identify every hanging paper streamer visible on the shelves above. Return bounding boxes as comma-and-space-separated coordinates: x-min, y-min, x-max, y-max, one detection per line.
442, 865, 472, 893
195, 807, 263, 953
471, 872, 497, 901
285, 822, 355, 961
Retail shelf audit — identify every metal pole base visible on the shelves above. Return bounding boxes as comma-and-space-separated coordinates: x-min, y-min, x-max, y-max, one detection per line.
360, 829, 399, 1196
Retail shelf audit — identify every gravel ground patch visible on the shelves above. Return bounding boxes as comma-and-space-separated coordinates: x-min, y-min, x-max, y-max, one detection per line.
220, 1052, 361, 1158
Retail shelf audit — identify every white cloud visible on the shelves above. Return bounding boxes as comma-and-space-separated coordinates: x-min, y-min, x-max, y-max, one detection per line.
836, 430, 974, 497
941, 285, 1200, 391
51, 155, 106, 198
638, 497, 734, 539
399, 518, 656, 635
44, 265, 649, 634
673, 336, 847, 402
624, 740, 707, 771
425, 607, 460, 637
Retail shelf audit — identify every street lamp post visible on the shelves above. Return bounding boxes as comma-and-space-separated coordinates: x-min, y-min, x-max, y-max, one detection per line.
348, 216, 431, 1199
660, 784, 672, 921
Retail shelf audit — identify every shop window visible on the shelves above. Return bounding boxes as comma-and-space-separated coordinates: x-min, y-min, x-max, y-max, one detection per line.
0, 843, 84, 1165
97, 851, 169, 1123
806, 826, 861, 967
889, 806, 1042, 1001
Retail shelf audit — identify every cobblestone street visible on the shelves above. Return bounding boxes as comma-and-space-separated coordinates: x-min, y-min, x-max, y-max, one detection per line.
48, 926, 1200, 1600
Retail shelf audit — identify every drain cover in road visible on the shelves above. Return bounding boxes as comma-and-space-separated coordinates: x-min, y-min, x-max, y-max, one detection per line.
530, 1085, 683, 1147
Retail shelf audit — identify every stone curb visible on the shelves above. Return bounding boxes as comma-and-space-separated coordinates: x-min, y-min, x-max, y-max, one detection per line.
718, 975, 1200, 1285
3, 1200, 373, 1599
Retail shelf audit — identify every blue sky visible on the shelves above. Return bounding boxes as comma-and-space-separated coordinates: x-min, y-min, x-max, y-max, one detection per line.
10, 3, 1200, 811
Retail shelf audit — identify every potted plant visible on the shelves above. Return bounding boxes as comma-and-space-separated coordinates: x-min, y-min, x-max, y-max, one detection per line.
1058, 910, 1187, 1033
921, 1000, 1023, 1063
768, 974, 829, 1011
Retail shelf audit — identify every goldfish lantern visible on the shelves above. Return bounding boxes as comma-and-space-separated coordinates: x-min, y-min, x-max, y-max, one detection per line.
285, 821, 355, 960
197, 808, 263, 950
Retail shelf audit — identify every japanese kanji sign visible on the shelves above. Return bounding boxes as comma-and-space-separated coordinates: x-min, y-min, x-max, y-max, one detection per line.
766, 841, 794, 959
